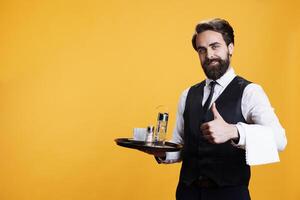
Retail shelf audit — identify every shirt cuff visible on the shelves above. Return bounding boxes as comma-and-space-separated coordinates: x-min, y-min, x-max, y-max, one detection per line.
155, 151, 182, 164
232, 123, 246, 148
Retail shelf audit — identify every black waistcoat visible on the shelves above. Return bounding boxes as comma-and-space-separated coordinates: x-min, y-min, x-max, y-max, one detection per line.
179, 76, 251, 187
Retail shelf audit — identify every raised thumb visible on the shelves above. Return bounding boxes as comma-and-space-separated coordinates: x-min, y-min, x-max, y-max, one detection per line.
211, 103, 222, 119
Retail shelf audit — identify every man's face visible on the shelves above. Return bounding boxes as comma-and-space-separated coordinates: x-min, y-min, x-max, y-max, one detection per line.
195, 30, 234, 80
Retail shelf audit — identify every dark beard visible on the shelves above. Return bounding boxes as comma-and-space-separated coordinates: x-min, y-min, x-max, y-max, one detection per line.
202, 54, 230, 80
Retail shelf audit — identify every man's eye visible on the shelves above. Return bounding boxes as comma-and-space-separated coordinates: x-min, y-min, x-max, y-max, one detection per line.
212, 45, 219, 50
198, 48, 206, 54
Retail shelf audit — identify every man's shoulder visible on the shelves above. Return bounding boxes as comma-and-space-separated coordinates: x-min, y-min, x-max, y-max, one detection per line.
243, 82, 265, 94
234, 76, 264, 91
238, 78, 268, 102
235, 75, 252, 86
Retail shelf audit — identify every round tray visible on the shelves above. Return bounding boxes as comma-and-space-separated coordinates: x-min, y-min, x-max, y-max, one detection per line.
115, 138, 182, 153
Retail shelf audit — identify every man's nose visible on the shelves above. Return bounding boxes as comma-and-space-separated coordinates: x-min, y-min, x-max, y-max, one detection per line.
206, 48, 214, 59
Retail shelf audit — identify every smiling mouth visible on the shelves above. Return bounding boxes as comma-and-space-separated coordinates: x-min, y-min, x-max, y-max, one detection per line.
209, 60, 219, 66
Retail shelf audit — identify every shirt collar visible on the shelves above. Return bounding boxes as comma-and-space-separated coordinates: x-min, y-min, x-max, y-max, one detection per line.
205, 67, 236, 88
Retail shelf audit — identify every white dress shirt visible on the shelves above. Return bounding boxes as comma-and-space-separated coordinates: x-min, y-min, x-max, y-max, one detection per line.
164, 67, 287, 165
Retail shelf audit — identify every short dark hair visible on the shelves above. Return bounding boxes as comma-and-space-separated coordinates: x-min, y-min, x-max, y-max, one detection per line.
192, 18, 234, 51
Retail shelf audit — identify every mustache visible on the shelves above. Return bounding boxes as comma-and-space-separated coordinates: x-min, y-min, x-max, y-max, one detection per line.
203, 58, 222, 66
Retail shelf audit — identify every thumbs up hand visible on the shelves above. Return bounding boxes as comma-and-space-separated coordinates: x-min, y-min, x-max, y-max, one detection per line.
200, 103, 239, 144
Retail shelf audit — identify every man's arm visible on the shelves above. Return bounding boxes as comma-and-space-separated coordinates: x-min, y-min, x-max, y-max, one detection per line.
235, 83, 287, 151
154, 88, 189, 164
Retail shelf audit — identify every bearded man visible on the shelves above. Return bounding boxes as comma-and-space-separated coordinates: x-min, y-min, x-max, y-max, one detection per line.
152, 18, 287, 200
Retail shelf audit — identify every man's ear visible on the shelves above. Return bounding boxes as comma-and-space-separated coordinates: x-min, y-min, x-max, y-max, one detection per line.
228, 43, 234, 56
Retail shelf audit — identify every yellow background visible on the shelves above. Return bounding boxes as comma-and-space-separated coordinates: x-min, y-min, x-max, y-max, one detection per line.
0, 0, 299, 199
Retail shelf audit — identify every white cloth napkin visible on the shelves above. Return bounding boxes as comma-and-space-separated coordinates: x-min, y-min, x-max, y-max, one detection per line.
244, 124, 280, 165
